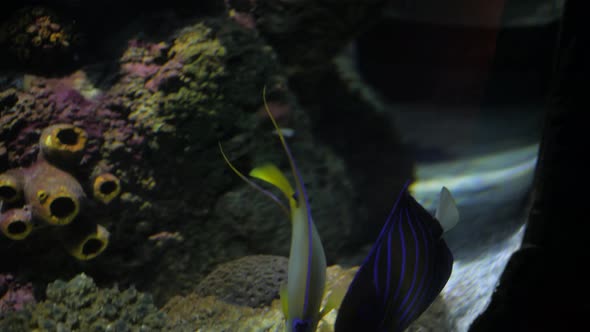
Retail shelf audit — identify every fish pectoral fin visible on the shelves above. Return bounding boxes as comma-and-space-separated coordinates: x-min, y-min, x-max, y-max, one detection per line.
249, 163, 295, 202
319, 285, 347, 319
280, 282, 289, 319
435, 186, 460, 232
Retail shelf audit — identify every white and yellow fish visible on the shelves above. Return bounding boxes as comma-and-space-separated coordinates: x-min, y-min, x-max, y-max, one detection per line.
219, 88, 327, 332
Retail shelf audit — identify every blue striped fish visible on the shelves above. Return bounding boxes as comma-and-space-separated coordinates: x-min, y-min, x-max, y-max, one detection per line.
335, 183, 456, 332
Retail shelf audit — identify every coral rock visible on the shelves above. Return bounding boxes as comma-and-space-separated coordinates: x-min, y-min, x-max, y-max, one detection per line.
0, 273, 166, 331
0, 6, 82, 71
1, 122, 114, 260
196, 255, 288, 308
0, 274, 36, 316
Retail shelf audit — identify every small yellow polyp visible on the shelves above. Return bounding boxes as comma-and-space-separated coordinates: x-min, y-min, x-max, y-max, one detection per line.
37, 190, 48, 203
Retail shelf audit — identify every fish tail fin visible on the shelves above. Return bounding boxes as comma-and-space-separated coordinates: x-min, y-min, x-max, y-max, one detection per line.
435, 186, 459, 232
219, 142, 289, 216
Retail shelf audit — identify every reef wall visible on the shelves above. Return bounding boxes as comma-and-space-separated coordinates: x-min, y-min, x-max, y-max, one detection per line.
1, 6, 364, 305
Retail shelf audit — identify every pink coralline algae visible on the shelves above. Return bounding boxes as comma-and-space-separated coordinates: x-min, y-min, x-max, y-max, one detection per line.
117, 39, 188, 93
145, 59, 183, 93
0, 274, 35, 314
0, 71, 146, 168
122, 63, 161, 79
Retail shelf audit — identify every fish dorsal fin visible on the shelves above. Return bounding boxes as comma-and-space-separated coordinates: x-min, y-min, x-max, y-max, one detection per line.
250, 164, 295, 203
280, 282, 289, 319
435, 186, 459, 232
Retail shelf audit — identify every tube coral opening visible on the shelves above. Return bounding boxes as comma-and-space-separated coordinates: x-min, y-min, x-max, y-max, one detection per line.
0, 206, 33, 240
0, 171, 23, 203
56, 128, 80, 145
0, 186, 18, 201
82, 238, 105, 256
100, 181, 117, 195
50, 196, 77, 218
7, 221, 28, 235
23, 160, 84, 225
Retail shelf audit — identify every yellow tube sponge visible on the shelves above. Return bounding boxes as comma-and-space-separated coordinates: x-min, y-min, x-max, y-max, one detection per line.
65, 223, 110, 260
0, 205, 33, 240
23, 159, 85, 225
39, 123, 88, 164
0, 169, 24, 204
92, 173, 121, 204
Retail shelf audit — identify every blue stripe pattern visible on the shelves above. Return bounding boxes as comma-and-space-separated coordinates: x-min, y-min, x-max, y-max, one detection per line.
335, 182, 453, 332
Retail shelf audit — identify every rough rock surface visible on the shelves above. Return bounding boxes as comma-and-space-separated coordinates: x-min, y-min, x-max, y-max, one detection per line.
0, 273, 166, 331
195, 255, 288, 308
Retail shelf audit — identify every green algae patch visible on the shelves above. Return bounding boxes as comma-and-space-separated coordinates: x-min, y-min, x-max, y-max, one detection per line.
151, 23, 227, 134
168, 24, 227, 93
123, 19, 283, 150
